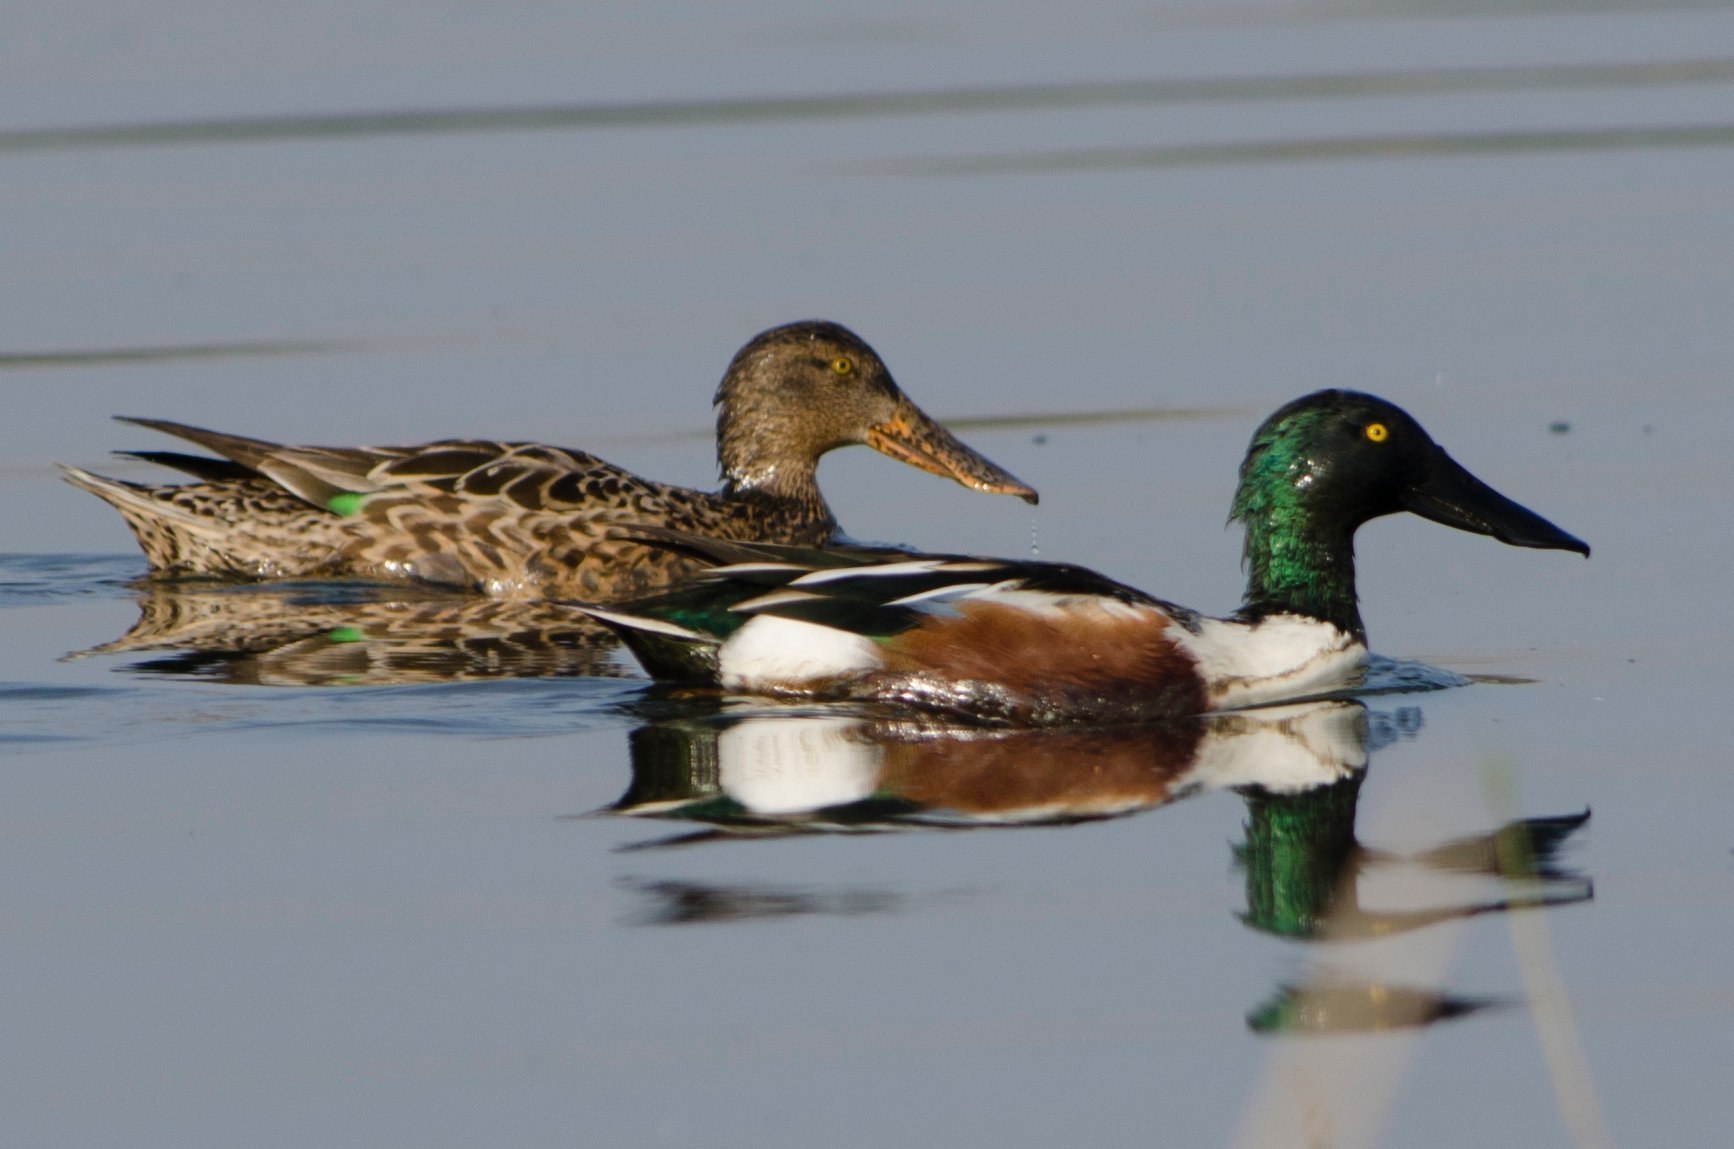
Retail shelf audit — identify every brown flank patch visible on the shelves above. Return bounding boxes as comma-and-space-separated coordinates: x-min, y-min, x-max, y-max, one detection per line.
882, 600, 1207, 720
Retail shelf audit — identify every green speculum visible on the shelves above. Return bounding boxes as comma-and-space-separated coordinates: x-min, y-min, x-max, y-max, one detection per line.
327, 492, 365, 517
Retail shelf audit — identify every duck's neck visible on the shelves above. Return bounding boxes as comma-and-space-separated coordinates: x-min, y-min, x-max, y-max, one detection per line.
718, 453, 836, 533
1236, 512, 1366, 642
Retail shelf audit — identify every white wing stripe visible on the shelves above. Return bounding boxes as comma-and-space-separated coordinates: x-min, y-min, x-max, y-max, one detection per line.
790, 560, 947, 585
886, 583, 994, 606
707, 562, 808, 576
732, 589, 824, 612
575, 607, 705, 641
789, 559, 1015, 587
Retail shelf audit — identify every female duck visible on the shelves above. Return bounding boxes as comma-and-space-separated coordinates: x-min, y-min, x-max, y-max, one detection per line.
61, 321, 1036, 600
581, 391, 1588, 723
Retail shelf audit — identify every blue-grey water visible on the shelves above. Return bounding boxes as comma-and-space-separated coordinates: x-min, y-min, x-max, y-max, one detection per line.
4, 2, 1733, 1146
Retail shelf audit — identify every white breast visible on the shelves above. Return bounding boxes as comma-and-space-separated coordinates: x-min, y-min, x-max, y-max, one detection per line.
1170, 614, 1366, 710
717, 614, 884, 692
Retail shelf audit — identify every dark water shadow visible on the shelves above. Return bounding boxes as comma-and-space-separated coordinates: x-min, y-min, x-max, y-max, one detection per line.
945, 406, 1242, 433
876, 122, 1734, 177
618, 877, 901, 927
0, 554, 141, 607
0, 341, 352, 372
1463, 673, 1543, 686
0, 683, 129, 702
5, 58, 1728, 153
597, 405, 1241, 448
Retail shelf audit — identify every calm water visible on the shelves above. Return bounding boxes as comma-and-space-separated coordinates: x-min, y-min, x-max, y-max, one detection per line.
4, 2, 1733, 1146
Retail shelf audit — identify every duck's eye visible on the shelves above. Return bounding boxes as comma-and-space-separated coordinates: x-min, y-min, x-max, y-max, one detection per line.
1364, 422, 1389, 443
830, 356, 854, 377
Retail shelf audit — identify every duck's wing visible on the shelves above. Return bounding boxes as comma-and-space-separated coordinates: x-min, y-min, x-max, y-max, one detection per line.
118, 416, 438, 509
619, 527, 920, 577
119, 418, 664, 515
372, 442, 665, 510
115, 451, 261, 483
573, 534, 1193, 682
624, 528, 1186, 612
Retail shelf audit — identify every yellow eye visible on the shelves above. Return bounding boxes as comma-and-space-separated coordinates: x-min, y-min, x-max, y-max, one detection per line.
830, 357, 854, 376
1365, 422, 1389, 443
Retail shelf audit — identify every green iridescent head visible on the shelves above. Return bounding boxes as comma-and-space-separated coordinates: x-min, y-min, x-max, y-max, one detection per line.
1230, 390, 1588, 636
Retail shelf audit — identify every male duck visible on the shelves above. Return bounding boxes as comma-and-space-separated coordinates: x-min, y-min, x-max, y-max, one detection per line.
579, 390, 1588, 723
61, 321, 1036, 600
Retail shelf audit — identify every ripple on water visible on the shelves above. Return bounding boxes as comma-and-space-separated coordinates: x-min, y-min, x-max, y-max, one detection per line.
1359, 655, 1472, 696
0, 554, 141, 607
1, 675, 646, 752
0, 684, 127, 702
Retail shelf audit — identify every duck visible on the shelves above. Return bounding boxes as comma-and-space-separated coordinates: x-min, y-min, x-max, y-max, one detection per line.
60, 321, 1037, 601
577, 390, 1588, 724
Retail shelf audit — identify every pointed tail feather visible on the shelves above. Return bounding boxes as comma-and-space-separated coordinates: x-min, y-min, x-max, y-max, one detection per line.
60, 464, 257, 574
116, 417, 357, 508
115, 416, 284, 472
59, 464, 176, 519
565, 603, 723, 681
117, 450, 259, 482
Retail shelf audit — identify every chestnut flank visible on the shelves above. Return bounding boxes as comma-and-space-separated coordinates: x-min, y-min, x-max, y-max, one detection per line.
879, 601, 1208, 721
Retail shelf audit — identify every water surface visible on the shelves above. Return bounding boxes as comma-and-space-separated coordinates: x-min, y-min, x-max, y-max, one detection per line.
4, 2, 1733, 1146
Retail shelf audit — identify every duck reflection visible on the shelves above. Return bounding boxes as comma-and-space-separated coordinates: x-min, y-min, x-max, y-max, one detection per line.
70, 580, 627, 684
1236, 775, 1591, 943
1235, 774, 1590, 1034
610, 700, 1368, 842
1246, 980, 1507, 1035
609, 700, 1593, 1037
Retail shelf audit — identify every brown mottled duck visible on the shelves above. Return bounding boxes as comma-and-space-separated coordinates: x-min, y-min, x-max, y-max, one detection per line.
62, 320, 1037, 600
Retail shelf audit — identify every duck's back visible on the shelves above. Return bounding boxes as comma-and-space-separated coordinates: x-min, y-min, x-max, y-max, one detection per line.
65, 434, 840, 600
333, 440, 840, 597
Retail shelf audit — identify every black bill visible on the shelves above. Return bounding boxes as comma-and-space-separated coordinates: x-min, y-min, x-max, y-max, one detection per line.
1403, 447, 1590, 556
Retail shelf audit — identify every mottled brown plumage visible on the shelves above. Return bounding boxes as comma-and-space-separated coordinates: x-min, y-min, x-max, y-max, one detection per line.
61, 321, 1036, 600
